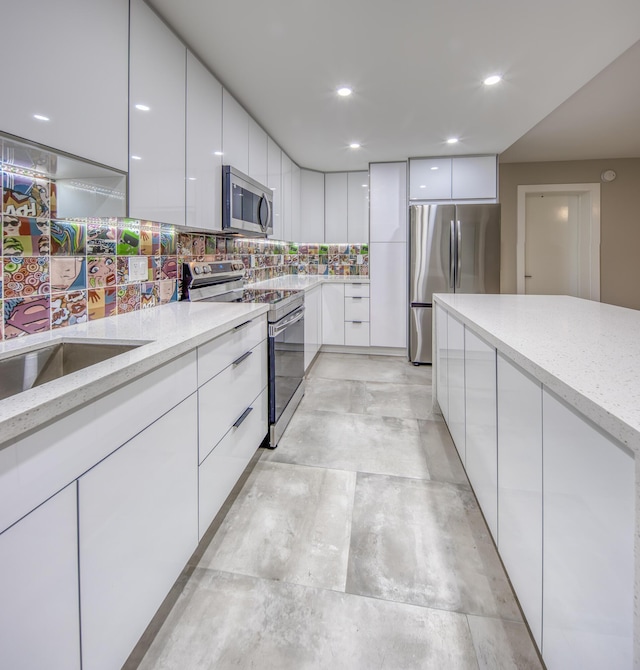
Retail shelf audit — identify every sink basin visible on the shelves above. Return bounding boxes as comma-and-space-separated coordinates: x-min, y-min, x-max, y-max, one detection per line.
0, 340, 145, 401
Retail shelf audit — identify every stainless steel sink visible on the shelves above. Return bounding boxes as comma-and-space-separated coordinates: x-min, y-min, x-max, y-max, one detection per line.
0, 340, 145, 401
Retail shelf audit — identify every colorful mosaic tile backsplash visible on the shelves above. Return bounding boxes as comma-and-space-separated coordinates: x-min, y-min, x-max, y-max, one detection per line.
1, 169, 368, 341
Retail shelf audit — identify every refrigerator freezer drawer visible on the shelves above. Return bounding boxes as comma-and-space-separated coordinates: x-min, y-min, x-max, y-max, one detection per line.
409, 306, 433, 364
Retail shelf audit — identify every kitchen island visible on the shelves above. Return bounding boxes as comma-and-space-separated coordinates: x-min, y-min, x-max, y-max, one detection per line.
433, 293, 639, 670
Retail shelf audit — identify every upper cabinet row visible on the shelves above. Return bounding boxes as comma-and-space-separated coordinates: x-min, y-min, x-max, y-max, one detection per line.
409, 156, 497, 201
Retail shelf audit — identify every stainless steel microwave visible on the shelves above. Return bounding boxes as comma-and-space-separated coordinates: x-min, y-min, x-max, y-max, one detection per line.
222, 165, 273, 236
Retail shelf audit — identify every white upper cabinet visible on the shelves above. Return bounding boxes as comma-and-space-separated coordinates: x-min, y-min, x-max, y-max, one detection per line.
451, 155, 497, 199
370, 162, 407, 243
409, 158, 452, 200
1, 0, 129, 171
281, 153, 293, 242
248, 119, 268, 186
347, 171, 369, 242
290, 163, 301, 242
267, 138, 282, 240
222, 90, 249, 174
300, 169, 325, 241
186, 51, 223, 231
409, 155, 497, 200
324, 173, 348, 243
129, 0, 186, 226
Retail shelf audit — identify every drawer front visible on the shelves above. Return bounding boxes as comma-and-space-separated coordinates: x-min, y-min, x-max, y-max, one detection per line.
345, 296, 370, 322
197, 315, 266, 386
345, 283, 370, 297
345, 321, 370, 347
198, 338, 267, 463
198, 387, 267, 539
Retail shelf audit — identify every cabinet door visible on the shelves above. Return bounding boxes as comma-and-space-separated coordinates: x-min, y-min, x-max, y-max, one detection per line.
409, 158, 452, 200
1, 0, 128, 171
369, 162, 407, 242
0, 484, 80, 670
497, 354, 543, 647
79, 396, 198, 670
248, 119, 268, 186
347, 171, 369, 243
267, 138, 282, 240
290, 163, 301, 242
281, 153, 293, 242
129, 0, 186, 226
451, 156, 497, 200
222, 90, 249, 174
369, 242, 407, 348
542, 390, 634, 670
322, 284, 345, 345
186, 51, 223, 231
446, 313, 465, 461
464, 329, 497, 540
435, 304, 448, 420
300, 169, 325, 241
324, 173, 348, 243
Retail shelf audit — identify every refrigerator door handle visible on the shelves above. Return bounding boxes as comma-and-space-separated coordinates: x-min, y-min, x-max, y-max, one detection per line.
456, 220, 462, 288
449, 220, 455, 288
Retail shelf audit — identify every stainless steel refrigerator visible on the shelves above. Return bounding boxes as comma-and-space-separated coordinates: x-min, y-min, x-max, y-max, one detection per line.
409, 203, 500, 363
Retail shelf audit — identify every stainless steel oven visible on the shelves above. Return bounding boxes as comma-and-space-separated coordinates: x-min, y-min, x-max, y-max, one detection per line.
182, 260, 305, 448
268, 304, 305, 448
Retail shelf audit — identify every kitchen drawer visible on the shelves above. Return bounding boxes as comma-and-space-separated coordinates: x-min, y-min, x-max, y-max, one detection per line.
345, 283, 370, 297
197, 315, 266, 386
198, 387, 267, 539
345, 321, 370, 347
345, 296, 370, 322
198, 338, 267, 463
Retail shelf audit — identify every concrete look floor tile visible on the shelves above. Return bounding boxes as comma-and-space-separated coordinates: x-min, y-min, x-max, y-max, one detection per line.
308, 353, 431, 386
467, 615, 543, 670
346, 473, 522, 621
364, 381, 435, 420
138, 569, 481, 670
297, 378, 367, 415
418, 419, 470, 487
198, 461, 356, 592
263, 409, 431, 480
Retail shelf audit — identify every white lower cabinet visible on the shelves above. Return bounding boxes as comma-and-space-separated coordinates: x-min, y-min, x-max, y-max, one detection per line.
199, 388, 267, 538
369, 242, 407, 348
497, 354, 543, 648
0, 483, 80, 670
435, 304, 448, 421
542, 389, 634, 670
446, 313, 465, 461
304, 285, 322, 371
464, 329, 497, 540
322, 284, 345, 345
79, 395, 199, 670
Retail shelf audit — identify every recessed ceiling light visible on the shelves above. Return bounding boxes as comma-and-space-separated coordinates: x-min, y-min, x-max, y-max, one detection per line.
431, 166, 439, 170
33, 114, 50, 121
420, 185, 426, 189
446, 138, 459, 144
483, 75, 502, 86
349, 143, 361, 149
214, 151, 224, 156
135, 103, 151, 111
131, 155, 142, 160
337, 86, 352, 97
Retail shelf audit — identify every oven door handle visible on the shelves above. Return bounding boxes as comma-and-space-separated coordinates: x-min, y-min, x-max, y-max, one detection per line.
269, 306, 305, 337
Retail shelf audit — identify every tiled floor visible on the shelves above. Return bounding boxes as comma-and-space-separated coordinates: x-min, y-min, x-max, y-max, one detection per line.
132, 353, 543, 669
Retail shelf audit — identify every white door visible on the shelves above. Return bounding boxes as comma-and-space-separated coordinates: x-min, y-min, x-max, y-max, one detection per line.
525, 192, 579, 295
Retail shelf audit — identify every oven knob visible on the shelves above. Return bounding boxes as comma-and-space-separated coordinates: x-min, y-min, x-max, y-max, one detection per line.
193, 266, 201, 275
202, 265, 211, 274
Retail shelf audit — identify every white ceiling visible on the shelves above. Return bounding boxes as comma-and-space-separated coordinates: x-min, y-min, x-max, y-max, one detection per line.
148, 0, 640, 172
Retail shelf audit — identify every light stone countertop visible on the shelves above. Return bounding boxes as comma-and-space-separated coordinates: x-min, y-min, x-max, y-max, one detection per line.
433, 293, 640, 454
253, 275, 369, 292
0, 301, 269, 448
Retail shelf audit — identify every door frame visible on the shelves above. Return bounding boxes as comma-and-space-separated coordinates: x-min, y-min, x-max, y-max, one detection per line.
516, 183, 600, 300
